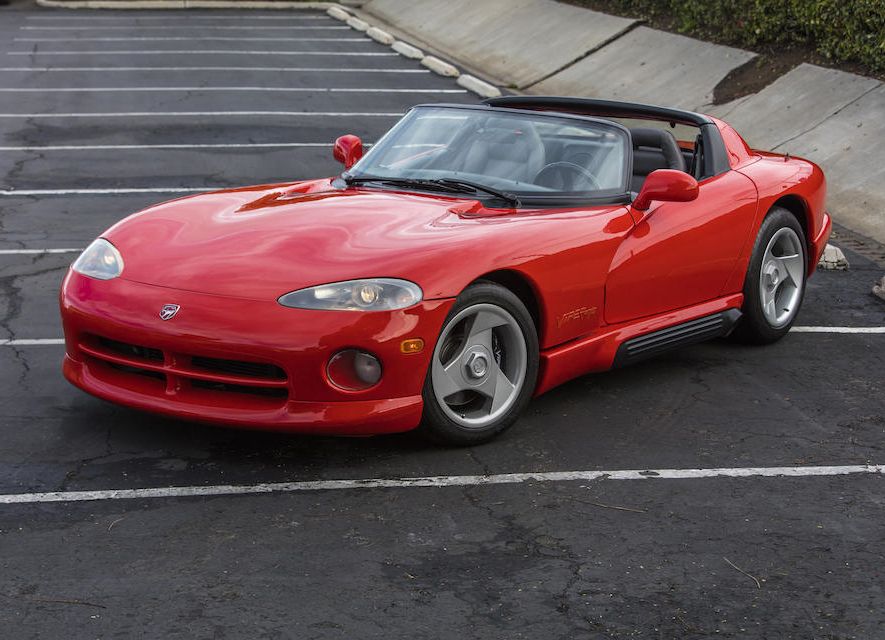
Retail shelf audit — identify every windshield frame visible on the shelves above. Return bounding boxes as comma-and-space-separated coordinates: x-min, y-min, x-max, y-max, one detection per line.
343, 103, 634, 208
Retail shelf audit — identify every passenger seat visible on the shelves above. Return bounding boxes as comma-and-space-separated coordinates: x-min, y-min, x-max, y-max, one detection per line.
630, 128, 687, 192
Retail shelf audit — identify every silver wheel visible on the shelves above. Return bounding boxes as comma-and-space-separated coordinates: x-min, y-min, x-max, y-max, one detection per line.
430, 302, 528, 429
759, 226, 805, 328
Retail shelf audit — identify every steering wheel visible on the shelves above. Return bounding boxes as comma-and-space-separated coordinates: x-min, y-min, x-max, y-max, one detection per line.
534, 161, 602, 191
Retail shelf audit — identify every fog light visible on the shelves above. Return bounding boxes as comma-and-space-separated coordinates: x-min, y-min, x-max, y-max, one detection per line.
326, 349, 382, 391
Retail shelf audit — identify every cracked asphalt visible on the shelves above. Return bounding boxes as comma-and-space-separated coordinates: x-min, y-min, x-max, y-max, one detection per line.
0, 3, 884, 639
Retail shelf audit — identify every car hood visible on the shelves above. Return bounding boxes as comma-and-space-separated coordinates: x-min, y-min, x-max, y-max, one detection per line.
105, 180, 511, 300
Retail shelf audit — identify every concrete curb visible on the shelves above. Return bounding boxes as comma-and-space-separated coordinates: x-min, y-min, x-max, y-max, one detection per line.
366, 26, 394, 45
421, 55, 459, 78
345, 15, 368, 31
457, 74, 501, 98
326, 5, 349, 19
391, 41, 423, 60
328, 6, 502, 95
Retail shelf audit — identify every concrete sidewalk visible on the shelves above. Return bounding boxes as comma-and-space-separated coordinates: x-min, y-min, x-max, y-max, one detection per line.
364, 0, 636, 89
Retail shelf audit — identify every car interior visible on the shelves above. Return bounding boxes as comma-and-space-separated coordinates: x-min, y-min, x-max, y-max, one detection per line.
376, 107, 707, 198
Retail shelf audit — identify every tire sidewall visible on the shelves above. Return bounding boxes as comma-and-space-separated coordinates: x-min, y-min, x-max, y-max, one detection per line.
420, 282, 539, 445
740, 207, 807, 343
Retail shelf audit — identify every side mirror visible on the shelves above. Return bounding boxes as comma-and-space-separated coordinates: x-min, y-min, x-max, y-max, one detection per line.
633, 169, 699, 211
333, 134, 364, 169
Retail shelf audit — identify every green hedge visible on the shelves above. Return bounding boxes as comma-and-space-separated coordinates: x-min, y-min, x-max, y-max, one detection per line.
585, 0, 885, 73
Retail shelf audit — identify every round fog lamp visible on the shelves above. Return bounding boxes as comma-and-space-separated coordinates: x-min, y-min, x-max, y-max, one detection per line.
326, 349, 382, 391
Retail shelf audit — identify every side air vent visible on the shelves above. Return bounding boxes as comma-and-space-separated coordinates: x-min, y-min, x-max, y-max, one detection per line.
614, 309, 742, 367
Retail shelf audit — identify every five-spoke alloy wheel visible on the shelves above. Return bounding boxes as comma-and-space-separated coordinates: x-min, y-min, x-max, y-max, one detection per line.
734, 207, 808, 344
421, 282, 538, 445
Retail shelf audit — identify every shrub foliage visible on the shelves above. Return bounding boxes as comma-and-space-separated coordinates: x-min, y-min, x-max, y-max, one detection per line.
590, 0, 884, 73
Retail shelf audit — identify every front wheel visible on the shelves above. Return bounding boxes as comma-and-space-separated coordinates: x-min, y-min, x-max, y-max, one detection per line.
420, 282, 539, 445
733, 207, 807, 344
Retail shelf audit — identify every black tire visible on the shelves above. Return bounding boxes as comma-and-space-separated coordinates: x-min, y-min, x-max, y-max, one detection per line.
420, 282, 539, 445
732, 207, 807, 344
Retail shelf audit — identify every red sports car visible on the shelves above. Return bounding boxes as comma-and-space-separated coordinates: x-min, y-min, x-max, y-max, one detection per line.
60, 97, 831, 444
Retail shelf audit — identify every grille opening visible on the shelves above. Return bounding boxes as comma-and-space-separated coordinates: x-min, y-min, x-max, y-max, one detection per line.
191, 355, 286, 380
106, 361, 166, 381
191, 379, 288, 399
97, 336, 163, 362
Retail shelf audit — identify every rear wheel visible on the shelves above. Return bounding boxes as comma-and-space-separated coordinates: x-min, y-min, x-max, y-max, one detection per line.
420, 282, 538, 445
734, 207, 807, 344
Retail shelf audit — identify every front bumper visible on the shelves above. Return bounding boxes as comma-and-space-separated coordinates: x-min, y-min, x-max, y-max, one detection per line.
60, 271, 454, 434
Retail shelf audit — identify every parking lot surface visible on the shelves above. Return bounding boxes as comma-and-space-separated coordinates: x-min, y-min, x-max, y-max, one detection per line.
0, 4, 884, 639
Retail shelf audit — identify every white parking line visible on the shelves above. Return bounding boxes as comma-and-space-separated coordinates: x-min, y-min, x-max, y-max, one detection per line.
0, 67, 430, 74
20, 25, 350, 30
0, 110, 402, 119
0, 248, 81, 254
0, 142, 344, 151
0, 87, 466, 94
16, 37, 370, 42
791, 326, 885, 334
3, 327, 882, 345
8, 50, 399, 57
0, 187, 213, 195
0, 464, 882, 505
26, 15, 331, 20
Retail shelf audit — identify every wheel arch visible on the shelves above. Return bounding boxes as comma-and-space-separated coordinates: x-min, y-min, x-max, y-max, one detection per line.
471, 269, 543, 336
770, 194, 814, 268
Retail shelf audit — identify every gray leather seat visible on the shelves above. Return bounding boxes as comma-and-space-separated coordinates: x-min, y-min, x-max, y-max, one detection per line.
461, 118, 545, 183
630, 127, 687, 192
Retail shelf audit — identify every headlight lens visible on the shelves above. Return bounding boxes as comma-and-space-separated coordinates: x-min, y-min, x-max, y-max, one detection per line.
71, 238, 124, 280
278, 278, 422, 311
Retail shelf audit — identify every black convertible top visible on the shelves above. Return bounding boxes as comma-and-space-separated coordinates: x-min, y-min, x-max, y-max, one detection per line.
484, 96, 714, 127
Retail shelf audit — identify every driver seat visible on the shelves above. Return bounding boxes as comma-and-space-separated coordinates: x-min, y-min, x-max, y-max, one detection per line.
630, 127, 687, 192
461, 119, 545, 184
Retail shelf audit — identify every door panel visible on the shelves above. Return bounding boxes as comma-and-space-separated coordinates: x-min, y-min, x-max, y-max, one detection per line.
604, 170, 757, 324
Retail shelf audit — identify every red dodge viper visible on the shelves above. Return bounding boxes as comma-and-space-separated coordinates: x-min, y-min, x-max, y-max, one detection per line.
60, 97, 831, 444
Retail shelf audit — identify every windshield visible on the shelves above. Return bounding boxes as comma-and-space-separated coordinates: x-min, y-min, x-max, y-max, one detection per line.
346, 106, 630, 203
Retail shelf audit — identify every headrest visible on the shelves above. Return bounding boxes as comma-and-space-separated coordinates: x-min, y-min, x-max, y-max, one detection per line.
631, 127, 673, 149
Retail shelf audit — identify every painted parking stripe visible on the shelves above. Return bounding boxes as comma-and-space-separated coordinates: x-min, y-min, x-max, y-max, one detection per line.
0, 87, 466, 94
0, 142, 351, 151
16, 37, 371, 42
0, 248, 82, 254
7, 50, 399, 57
0, 111, 402, 119
0, 66, 430, 74
20, 25, 351, 30
26, 15, 331, 20
791, 326, 885, 334
0, 464, 882, 506
3, 327, 883, 345
0, 187, 214, 196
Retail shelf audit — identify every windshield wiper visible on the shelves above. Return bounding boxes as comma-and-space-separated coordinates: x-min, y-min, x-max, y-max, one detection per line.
342, 174, 520, 207
434, 178, 521, 207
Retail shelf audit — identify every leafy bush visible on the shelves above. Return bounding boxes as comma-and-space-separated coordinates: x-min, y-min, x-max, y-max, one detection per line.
583, 0, 885, 73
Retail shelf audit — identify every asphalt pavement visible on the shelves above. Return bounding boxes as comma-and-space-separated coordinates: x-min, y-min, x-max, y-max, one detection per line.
0, 4, 884, 639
